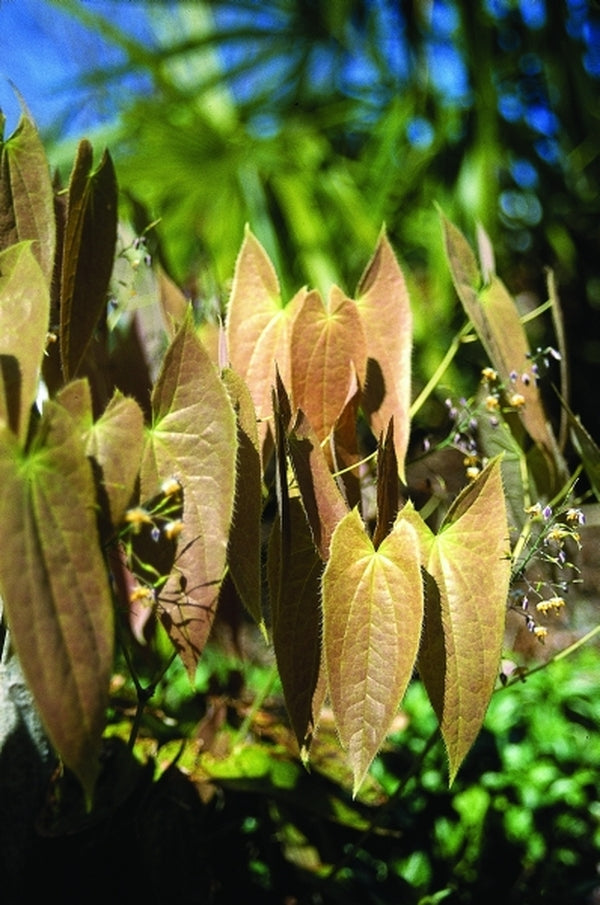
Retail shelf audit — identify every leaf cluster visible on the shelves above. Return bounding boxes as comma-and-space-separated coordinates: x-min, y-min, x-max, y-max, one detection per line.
0, 108, 596, 810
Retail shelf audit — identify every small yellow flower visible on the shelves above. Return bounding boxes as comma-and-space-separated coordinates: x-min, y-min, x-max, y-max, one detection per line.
125, 507, 153, 533
533, 626, 548, 641
129, 584, 155, 606
164, 519, 184, 540
546, 526, 569, 544
485, 394, 500, 411
509, 393, 526, 408
466, 466, 481, 480
481, 367, 498, 382
161, 477, 182, 498
536, 596, 565, 615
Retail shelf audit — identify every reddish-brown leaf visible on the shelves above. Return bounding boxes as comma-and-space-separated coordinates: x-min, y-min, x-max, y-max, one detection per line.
141, 312, 237, 676
287, 410, 348, 560
226, 227, 305, 452
356, 230, 413, 477
291, 286, 367, 442
268, 498, 323, 751
0, 403, 114, 803
60, 141, 118, 381
223, 367, 264, 631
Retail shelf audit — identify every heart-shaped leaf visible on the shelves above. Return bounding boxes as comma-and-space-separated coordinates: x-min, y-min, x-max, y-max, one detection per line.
141, 311, 237, 675
356, 230, 413, 477
291, 286, 367, 442
322, 507, 423, 794
0, 402, 114, 803
226, 227, 305, 453
418, 457, 510, 783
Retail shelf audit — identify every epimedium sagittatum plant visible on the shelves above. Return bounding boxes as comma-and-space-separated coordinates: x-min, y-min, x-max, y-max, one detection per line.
0, 109, 592, 805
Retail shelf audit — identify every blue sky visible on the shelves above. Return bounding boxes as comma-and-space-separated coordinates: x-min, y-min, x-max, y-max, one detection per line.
0, 0, 152, 137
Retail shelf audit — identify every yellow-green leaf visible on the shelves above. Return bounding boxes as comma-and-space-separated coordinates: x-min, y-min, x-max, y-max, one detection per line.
418, 457, 510, 783
0, 242, 50, 442
322, 507, 423, 794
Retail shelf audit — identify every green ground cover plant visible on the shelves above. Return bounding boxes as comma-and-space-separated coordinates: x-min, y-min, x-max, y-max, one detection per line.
0, 108, 598, 904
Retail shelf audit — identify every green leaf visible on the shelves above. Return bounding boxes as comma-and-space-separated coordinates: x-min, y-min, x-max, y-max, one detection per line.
291, 286, 367, 442
0, 402, 114, 803
0, 242, 50, 442
141, 311, 237, 675
418, 457, 510, 783
268, 498, 323, 751
60, 141, 118, 381
322, 507, 423, 794
557, 392, 600, 501
0, 112, 56, 285
356, 229, 413, 477
222, 367, 264, 630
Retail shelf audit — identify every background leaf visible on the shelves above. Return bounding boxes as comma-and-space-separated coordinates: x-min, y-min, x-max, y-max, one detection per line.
418, 457, 510, 783
322, 508, 423, 794
140, 312, 237, 675
0, 402, 114, 803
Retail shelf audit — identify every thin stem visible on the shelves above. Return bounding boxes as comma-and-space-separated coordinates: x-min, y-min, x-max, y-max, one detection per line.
502, 624, 600, 688
410, 321, 473, 419
230, 662, 279, 748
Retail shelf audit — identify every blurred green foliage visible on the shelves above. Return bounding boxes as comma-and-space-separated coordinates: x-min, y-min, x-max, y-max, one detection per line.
47, 0, 600, 434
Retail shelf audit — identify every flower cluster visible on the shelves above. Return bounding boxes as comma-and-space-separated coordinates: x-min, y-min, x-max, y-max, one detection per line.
120, 477, 185, 607
509, 497, 584, 642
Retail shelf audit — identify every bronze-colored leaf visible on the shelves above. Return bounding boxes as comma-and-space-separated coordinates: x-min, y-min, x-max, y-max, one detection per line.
141, 311, 237, 676
287, 410, 348, 560
223, 367, 264, 630
60, 141, 118, 381
356, 230, 413, 478
322, 508, 423, 794
418, 457, 510, 783
291, 286, 367, 442
0, 403, 114, 804
0, 111, 55, 285
268, 499, 323, 751
226, 227, 304, 454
